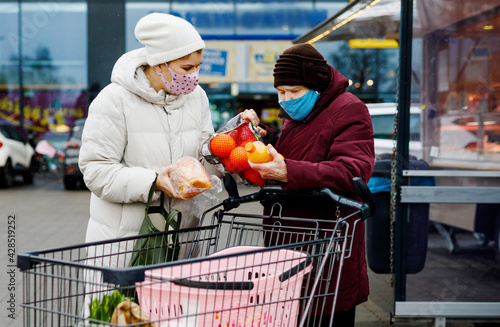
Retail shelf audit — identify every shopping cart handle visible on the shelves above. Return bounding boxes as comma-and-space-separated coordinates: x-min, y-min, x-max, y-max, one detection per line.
223, 190, 262, 210
311, 187, 373, 220
223, 178, 375, 219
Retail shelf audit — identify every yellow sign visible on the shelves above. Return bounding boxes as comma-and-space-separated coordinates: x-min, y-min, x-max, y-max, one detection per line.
248, 41, 292, 83
200, 40, 292, 83
349, 38, 399, 48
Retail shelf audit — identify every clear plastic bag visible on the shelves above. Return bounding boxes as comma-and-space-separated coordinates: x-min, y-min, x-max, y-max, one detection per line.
170, 157, 222, 199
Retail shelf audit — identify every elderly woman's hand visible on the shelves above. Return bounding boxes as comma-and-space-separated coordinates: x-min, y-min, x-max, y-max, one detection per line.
155, 165, 183, 199
241, 109, 267, 138
248, 144, 287, 183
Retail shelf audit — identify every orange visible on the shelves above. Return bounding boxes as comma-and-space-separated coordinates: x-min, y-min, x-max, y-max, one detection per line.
221, 157, 237, 173
228, 146, 250, 172
243, 169, 266, 187
210, 134, 235, 158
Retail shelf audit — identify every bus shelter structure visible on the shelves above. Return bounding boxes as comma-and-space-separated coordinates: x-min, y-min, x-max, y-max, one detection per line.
296, 0, 500, 325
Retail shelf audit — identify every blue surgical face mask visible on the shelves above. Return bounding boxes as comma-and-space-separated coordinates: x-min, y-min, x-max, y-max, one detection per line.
278, 89, 320, 121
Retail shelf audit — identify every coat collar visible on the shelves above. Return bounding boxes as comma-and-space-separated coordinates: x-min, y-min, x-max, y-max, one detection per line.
111, 48, 191, 109
277, 65, 349, 123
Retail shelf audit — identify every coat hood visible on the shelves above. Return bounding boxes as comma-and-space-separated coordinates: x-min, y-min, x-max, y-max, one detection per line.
110, 48, 189, 110
278, 64, 349, 122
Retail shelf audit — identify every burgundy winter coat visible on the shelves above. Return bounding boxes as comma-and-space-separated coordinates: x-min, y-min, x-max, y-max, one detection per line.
263, 65, 375, 314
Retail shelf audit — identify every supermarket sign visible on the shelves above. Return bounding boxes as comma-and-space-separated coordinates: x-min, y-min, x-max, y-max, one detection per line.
200, 40, 292, 83
200, 49, 227, 77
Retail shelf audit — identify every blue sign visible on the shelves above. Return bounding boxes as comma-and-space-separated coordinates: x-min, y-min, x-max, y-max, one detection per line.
200, 49, 227, 76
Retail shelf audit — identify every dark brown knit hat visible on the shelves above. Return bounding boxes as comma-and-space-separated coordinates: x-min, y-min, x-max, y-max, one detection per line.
273, 43, 329, 93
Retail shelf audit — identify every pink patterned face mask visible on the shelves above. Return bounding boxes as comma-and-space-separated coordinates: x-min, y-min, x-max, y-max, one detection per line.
156, 63, 200, 95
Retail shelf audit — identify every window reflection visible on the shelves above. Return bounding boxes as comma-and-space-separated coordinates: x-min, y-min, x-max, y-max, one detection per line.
0, 2, 88, 147
422, 1, 500, 168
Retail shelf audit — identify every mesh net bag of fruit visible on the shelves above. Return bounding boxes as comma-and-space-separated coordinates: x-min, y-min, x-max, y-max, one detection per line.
201, 114, 266, 186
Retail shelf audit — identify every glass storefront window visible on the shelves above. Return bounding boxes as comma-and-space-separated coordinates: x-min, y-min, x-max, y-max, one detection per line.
419, 0, 500, 170
0, 2, 88, 145
20, 2, 87, 86
0, 3, 20, 129
125, 1, 345, 49
407, 0, 500, 305
0, 3, 19, 84
20, 2, 88, 143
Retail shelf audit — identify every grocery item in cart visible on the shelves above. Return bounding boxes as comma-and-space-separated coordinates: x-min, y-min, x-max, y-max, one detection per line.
136, 246, 312, 327
170, 156, 212, 199
88, 290, 138, 325
111, 300, 154, 327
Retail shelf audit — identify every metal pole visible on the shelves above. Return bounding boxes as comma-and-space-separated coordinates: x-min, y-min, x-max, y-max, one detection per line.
394, 0, 413, 303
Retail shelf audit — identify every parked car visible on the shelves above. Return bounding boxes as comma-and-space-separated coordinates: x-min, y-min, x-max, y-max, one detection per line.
62, 119, 86, 190
0, 122, 36, 188
367, 103, 423, 158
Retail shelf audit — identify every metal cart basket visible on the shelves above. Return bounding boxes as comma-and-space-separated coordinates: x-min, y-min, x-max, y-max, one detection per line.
18, 178, 374, 327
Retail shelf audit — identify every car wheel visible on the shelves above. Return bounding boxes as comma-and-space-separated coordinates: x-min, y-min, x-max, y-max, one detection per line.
0, 160, 14, 188
22, 156, 36, 185
64, 176, 77, 190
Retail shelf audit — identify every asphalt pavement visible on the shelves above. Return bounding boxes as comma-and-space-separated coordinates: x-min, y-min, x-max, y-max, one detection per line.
1, 173, 499, 327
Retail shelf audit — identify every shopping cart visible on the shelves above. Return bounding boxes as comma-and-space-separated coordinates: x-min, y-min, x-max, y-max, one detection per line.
18, 177, 374, 327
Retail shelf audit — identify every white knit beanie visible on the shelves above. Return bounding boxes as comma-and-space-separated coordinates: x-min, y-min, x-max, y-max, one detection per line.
134, 13, 205, 66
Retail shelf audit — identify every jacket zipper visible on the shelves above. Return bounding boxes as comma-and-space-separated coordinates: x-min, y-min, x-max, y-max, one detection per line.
162, 106, 174, 214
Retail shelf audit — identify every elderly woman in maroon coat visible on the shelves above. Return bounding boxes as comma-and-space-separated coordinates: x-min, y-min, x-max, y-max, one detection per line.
245, 43, 375, 327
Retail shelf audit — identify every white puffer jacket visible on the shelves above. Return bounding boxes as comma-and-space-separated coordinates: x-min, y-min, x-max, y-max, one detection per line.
79, 48, 216, 245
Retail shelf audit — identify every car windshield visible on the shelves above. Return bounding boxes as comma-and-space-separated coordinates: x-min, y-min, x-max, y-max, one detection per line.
0, 124, 23, 142
371, 114, 421, 141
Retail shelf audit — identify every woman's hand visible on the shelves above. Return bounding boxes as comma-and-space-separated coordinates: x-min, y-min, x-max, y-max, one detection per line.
241, 109, 267, 138
155, 165, 183, 199
248, 144, 287, 183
